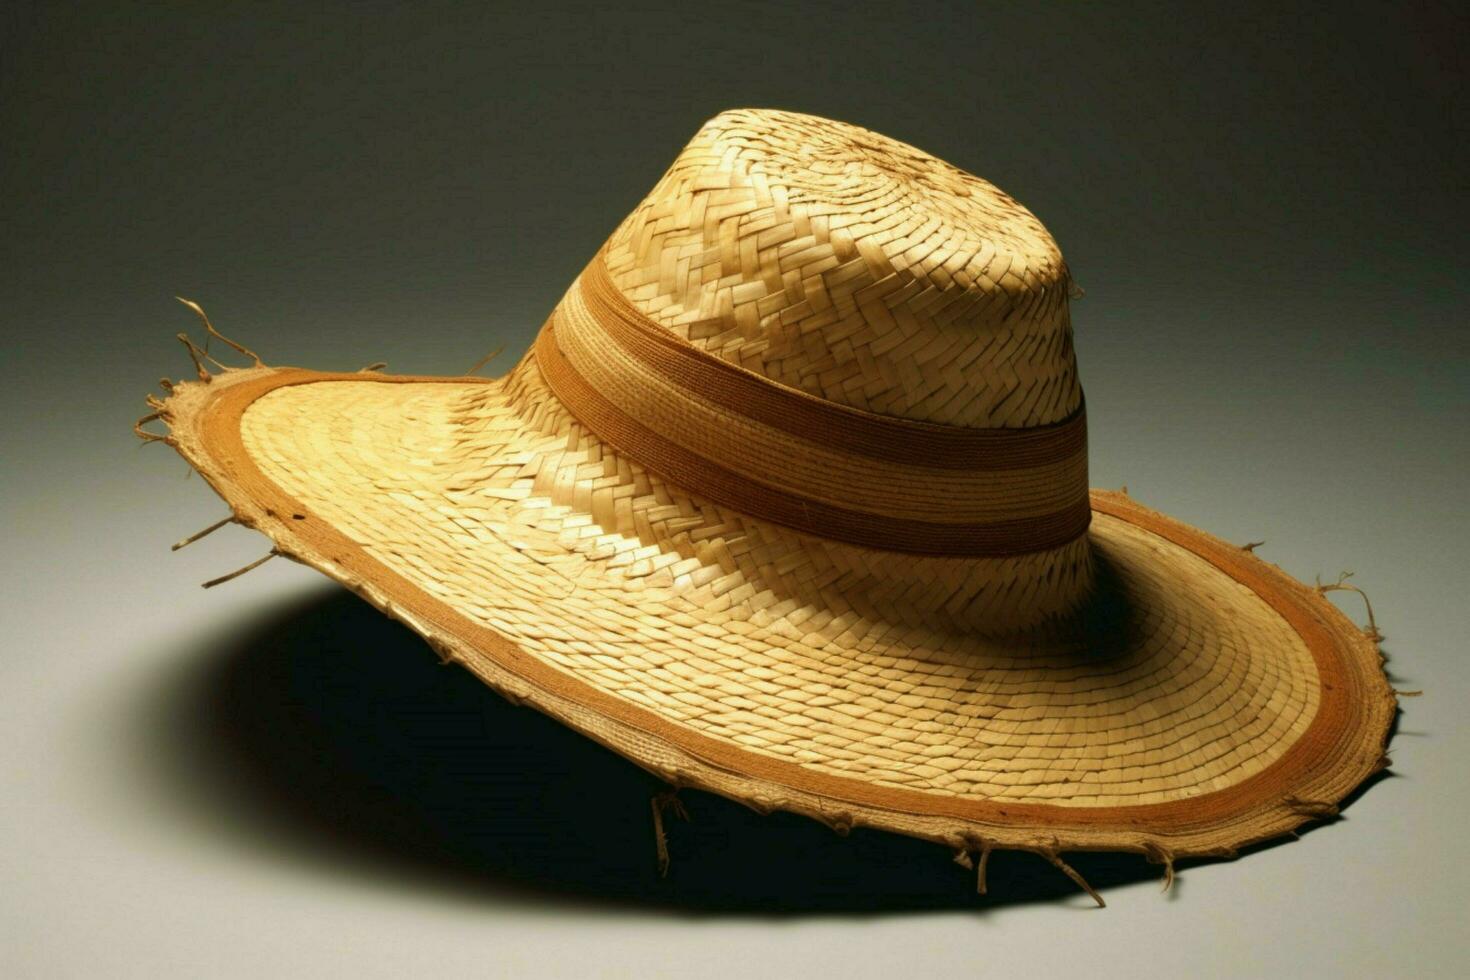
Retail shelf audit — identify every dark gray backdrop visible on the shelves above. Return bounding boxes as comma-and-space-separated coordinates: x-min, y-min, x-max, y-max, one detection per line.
4, 3, 1466, 977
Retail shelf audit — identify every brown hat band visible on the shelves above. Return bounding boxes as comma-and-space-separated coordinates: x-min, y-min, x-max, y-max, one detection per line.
532, 252, 1092, 556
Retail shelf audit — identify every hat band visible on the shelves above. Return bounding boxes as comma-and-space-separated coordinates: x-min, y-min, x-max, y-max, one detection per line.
531, 252, 1092, 556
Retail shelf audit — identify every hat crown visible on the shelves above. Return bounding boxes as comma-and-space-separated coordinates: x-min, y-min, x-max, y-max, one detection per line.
518, 109, 1096, 630
601, 108, 1083, 429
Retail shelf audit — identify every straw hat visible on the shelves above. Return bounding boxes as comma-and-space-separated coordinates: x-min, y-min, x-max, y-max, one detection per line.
140, 108, 1397, 901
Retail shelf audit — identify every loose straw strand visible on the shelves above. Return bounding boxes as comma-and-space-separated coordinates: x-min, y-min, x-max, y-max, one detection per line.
1316, 572, 1421, 695
650, 789, 689, 877
1315, 571, 1383, 642
176, 296, 263, 367
172, 515, 236, 551
951, 841, 994, 894
466, 344, 505, 376
1042, 849, 1105, 908
1143, 842, 1177, 894
133, 411, 171, 444
176, 333, 213, 381
201, 549, 278, 589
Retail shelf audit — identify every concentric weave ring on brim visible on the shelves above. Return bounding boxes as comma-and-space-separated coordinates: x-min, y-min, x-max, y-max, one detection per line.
144, 108, 1396, 893
152, 362, 1395, 869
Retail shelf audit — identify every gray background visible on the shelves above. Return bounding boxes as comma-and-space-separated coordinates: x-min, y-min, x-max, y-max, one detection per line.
3, 1, 1466, 977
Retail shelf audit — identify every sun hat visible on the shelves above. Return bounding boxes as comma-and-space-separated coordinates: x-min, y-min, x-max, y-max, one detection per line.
138, 108, 1398, 904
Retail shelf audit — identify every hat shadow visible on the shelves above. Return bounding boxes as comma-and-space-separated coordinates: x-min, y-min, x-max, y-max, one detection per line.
145, 584, 1385, 915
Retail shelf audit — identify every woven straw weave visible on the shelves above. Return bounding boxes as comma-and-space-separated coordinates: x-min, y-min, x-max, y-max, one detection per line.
142, 109, 1396, 897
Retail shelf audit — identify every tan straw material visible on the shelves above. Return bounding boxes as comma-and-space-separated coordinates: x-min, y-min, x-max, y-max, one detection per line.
141, 109, 1397, 898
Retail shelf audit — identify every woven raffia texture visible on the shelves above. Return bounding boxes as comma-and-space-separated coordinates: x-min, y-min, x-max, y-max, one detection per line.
235, 110, 1317, 805
603, 109, 1080, 429
147, 108, 1395, 870
550, 108, 1094, 627
237, 373, 1321, 810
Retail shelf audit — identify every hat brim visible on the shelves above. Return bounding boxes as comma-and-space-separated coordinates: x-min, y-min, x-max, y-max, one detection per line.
153, 362, 1396, 874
